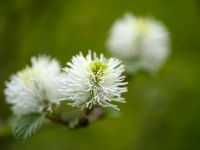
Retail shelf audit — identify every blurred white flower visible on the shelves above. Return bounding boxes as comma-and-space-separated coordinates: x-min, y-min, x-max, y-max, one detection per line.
59, 51, 128, 110
106, 13, 170, 73
4, 55, 63, 115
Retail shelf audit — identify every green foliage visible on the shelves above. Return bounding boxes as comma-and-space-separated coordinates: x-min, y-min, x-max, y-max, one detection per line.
68, 118, 79, 129
105, 107, 121, 117
13, 113, 45, 142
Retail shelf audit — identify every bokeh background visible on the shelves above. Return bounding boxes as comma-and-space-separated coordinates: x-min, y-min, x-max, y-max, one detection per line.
0, 0, 200, 149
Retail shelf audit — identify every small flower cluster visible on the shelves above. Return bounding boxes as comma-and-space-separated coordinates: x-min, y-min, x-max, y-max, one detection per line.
4, 55, 63, 115
59, 51, 128, 110
106, 13, 170, 73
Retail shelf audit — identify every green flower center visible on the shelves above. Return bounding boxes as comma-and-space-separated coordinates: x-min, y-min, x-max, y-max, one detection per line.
18, 67, 37, 83
90, 60, 108, 75
135, 18, 150, 35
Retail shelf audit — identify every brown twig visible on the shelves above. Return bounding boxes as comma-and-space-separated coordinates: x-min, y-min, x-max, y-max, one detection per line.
46, 106, 104, 129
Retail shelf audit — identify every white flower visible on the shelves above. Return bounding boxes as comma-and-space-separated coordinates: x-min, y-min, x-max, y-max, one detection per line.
4, 55, 63, 115
106, 13, 170, 73
59, 51, 128, 110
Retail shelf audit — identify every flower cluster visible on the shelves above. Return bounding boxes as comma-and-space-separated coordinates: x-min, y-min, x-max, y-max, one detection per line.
59, 51, 128, 110
3, 12, 171, 142
106, 13, 170, 73
4, 55, 63, 115
4, 13, 170, 116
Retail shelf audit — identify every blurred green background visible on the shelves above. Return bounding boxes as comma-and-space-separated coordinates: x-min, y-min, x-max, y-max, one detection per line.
0, 0, 200, 149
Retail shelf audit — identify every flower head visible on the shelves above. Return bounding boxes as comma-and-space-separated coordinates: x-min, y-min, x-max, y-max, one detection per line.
4, 55, 63, 115
59, 51, 128, 110
106, 13, 170, 73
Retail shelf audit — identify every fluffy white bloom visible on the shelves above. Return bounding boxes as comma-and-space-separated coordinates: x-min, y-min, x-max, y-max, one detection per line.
59, 51, 128, 110
4, 55, 63, 115
106, 13, 170, 73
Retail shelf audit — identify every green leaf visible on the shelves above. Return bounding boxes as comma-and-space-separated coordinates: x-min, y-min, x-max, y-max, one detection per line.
13, 113, 45, 142
105, 108, 121, 118
68, 118, 79, 129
